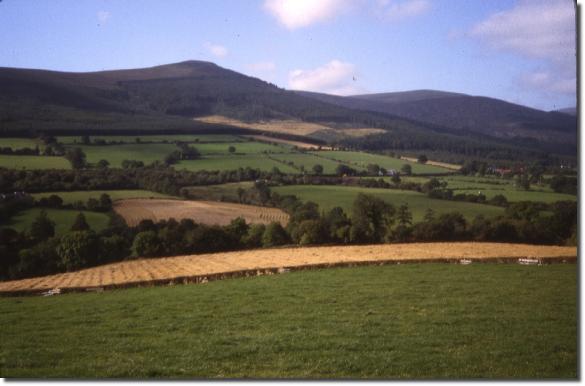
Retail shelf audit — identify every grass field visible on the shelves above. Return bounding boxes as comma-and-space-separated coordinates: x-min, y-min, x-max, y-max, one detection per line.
0, 264, 576, 378
68, 143, 178, 167
270, 153, 353, 174
31, 190, 175, 204
3, 208, 110, 235
177, 155, 298, 173
0, 155, 71, 170
273, 185, 504, 222
194, 141, 289, 155
0, 138, 41, 149
313, 151, 449, 174
57, 135, 242, 144
402, 175, 577, 203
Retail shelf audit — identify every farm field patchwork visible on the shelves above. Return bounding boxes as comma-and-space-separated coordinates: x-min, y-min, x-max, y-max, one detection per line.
0, 263, 576, 378
57, 134, 242, 144
312, 151, 449, 174
31, 190, 176, 204
194, 141, 289, 155
0, 138, 41, 149
4, 208, 110, 235
243, 135, 326, 149
272, 185, 504, 222
0, 155, 71, 170
113, 198, 289, 227
67, 143, 178, 167
269, 152, 353, 174
403, 175, 577, 203
176, 155, 297, 173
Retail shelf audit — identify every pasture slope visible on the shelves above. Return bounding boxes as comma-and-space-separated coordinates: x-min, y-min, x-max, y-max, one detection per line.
113, 198, 289, 227
0, 242, 576, 295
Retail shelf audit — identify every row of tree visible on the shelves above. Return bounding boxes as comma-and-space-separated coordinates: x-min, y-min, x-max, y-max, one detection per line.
0, 183, 576, 281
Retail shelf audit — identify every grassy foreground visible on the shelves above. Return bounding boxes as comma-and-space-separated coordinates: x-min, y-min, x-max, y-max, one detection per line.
0, 264, 576, 379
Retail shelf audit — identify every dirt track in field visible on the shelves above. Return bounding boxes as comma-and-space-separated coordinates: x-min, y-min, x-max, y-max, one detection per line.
0, 243, 576, 295
113, 199, 289, 227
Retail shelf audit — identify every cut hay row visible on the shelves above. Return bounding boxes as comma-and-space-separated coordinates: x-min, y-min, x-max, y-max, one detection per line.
113, 199, 289, 227
0, 242, 576, 295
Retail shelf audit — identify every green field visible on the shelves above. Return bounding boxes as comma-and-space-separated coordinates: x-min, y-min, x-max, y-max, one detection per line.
57, 135, 243, 144
177, 155, 298, 173
3, 208, 110, 235
0, 155, 71, 170
194, 141, 290, 155
313, 151, 448, 174
270, 153, 357, 174
273, 185, 504, 222
0, 264, 576, 378
31, 190, 175, 204
0, 138, 41, 149
68, 144, 178, 167
402, 175, 577, 203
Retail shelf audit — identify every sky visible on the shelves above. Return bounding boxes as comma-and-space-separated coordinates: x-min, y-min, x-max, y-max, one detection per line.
0, 0, 577, 111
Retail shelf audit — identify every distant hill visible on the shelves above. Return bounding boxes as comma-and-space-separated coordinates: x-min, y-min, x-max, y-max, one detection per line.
555, 107, 577, 116
0, 61, 576, 159
0, 61, 405, 131
297, 90, 577, 146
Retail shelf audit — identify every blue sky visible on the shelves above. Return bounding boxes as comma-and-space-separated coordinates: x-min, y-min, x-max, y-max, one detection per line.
0, 0, 576, 110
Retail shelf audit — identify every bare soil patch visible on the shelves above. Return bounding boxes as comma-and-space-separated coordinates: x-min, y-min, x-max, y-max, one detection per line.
0, 243, 576, 295
113, 199, 289, 227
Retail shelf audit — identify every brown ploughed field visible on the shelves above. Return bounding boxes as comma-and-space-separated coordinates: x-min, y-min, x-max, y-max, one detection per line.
0, 243, 576, 295
113, 199, 289, 227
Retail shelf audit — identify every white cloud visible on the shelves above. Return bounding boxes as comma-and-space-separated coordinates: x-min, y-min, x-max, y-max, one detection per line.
264, 0, 353, 29
471, 0, 575, 95
204, 42, 228, 58
521, 71, 576, 95
378, 0, 430, 21
288, 60, 362, 95
97, 11, 111, 24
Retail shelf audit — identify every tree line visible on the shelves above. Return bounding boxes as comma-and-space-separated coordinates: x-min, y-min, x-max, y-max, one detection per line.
1, 179, 576, 282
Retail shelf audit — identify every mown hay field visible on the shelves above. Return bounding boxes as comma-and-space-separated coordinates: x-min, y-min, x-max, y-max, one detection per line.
0, 242, 575, 294
113, 198, 289, 227
194, 115, 333, 136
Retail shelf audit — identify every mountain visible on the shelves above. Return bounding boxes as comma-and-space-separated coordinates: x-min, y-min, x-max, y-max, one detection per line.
0, 61, 416, 133
0, 61, 576, 159
297, 90, 577, 146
